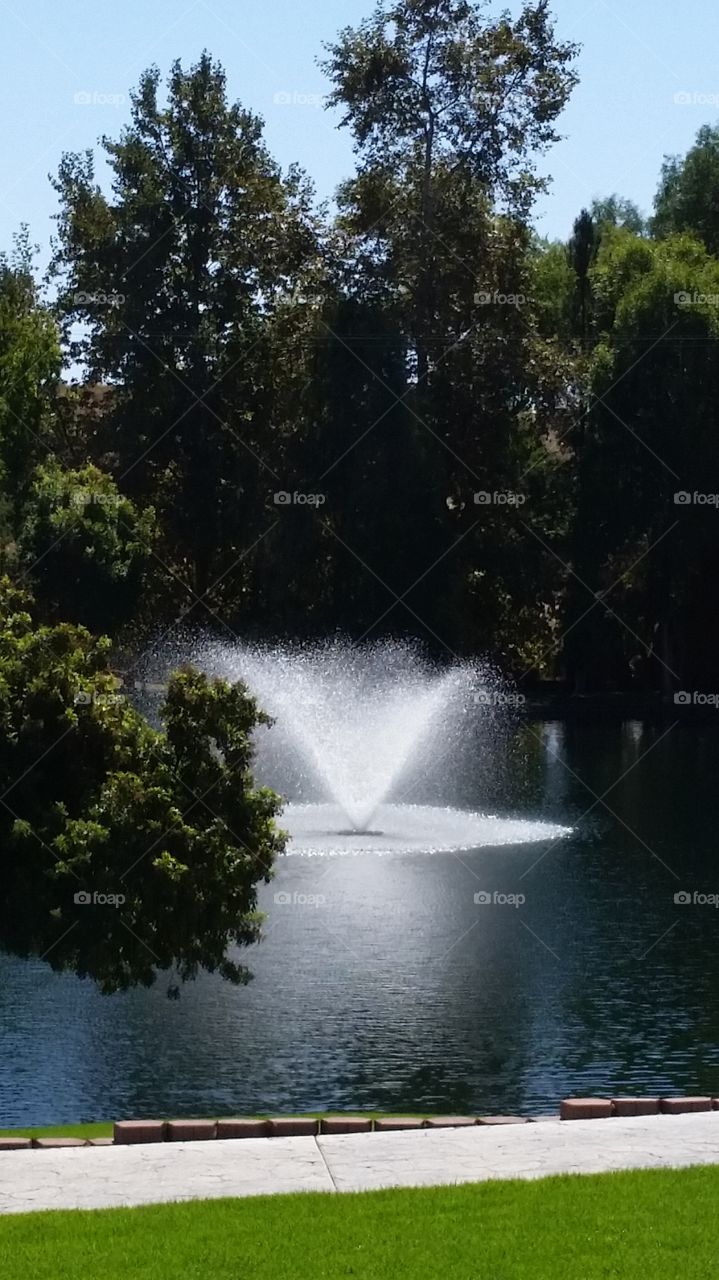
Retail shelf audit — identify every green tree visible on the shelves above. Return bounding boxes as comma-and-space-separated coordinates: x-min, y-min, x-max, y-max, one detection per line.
530, 236, 577, 346
321, 0, 578, 661
296, 293, 445, 638
653, 125, 719, 255
52, 54, 322, 599
564, 229, 719, 690
0, 577, 285, 993
590, 194, 646, 236
567, 209, 599, 351
16, 460, 158, 633
0, 230, 60, 525
323, 0, 578, 383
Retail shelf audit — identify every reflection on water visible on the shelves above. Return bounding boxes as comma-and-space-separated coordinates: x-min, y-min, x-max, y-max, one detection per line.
2, 718, 719, 1125
282, 802, 572, 855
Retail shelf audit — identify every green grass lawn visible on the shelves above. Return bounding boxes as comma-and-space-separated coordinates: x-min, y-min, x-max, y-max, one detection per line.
0, 1122, 113, 1140
1, 1165, 717, 1279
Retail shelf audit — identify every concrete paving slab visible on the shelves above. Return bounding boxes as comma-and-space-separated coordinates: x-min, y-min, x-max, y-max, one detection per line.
1, 1113, 719, 1215
0, 1136, 334, 1214
317, 1115, 719, 1190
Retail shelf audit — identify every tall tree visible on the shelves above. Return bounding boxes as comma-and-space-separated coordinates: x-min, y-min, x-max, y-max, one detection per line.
323, 0, 578, 384
0, 230, 60, 527
567, 209, 598, 351
653, 125, 719, 255
564, 228, 719, 691
321, 0, 578, 660
52, 55, 323, 601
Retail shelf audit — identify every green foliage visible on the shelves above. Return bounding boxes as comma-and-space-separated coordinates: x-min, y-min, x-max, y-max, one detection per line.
0, 578, 285, 993
566, 209, 599, 349
51, 54, 322, 598
0, 230, 60, 518
45, 21, 580, 663
563, 229, 719, 689
9, 10, 719, 708
323, 0, 579, 209
16, 460, 158, 631
653, 124, 719, 254
316, 2, 579, 664
530, 238, 576, 343
590, 194, 646, 236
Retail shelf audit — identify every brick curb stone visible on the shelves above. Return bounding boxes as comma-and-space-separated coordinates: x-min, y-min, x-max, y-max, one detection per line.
561, 1096, 716, 1118
268, 1118, 318, 1137
320, 1116, 373, 1134
477, 1116, 528, 1125
611, 1098, 660, 1117
32, 1138, 86, 1148
375, 1117, 425, 1131
5, 1101, 719, 1151
423, 1116, 478, 1128
660, 1096, 712, 1114
560, 1098, 613, 1120
167, 1120, 217, 1142
216, 1118, 269, 1139
114, 1120, 166, 1144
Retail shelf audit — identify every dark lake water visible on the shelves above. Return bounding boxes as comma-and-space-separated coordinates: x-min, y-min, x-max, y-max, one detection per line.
2, 716, 719, 1126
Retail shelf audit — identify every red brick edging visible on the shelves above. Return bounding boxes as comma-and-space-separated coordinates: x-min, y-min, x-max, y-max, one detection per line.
1, 1099, 717, 1149
559, 1096, 716, 1120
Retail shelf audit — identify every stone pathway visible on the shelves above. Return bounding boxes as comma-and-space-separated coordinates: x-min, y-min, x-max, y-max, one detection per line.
2, 1113, 719, 1215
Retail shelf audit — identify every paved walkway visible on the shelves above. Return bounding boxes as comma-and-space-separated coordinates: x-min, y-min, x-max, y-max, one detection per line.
2, 1113, 719, 1215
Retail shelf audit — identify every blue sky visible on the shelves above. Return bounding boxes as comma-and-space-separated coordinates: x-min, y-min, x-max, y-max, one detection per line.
1, 0, 718, 273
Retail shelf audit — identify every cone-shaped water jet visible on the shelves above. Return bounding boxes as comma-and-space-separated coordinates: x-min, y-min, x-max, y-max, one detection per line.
192, 639, 572, 855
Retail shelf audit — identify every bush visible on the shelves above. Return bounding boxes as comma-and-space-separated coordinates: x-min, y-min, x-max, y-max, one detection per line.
0, 577, 285, 992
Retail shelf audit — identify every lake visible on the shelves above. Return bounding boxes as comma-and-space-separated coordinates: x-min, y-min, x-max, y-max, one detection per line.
2, 716, 719, 1126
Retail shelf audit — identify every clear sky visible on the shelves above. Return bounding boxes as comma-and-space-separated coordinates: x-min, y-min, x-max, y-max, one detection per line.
1, 0, 719, 273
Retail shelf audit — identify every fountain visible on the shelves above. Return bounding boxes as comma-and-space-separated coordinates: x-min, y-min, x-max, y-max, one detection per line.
193, 639, 572, 856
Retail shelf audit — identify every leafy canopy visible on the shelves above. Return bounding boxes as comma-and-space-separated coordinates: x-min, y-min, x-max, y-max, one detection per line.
0, 578, 285, 993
